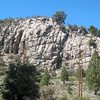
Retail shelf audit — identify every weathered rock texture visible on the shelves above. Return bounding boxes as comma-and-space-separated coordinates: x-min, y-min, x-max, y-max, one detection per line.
0, 17, 100, 71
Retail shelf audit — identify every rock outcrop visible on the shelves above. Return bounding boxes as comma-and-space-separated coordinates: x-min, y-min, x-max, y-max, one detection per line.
0, 17, 100, 71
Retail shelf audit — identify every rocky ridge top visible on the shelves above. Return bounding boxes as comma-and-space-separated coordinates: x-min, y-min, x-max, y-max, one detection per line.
0, 17, 100, 72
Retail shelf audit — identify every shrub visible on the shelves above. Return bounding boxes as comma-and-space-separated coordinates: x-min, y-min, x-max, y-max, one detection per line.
60, 95, 68, 100
0, 17, 14, 26
60, 66, 69, 84
69, 76, 76, 81
88, 26, 100, 37
40, 68, 51, 86
73, 96, 91, 100
0, 58, 6, 75
40, 86, 55, 100
68, 24, 79, 31
82, 96, 91, 100
0, 58, 5, 66
60, 25, 66, 33
88, 25, 98, 35
67, 84, 73, 95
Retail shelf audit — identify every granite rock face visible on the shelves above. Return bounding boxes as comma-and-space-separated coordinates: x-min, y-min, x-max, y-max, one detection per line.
0, 17, 100, 71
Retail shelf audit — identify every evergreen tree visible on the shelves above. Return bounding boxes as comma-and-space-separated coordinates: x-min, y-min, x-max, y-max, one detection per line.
86, 50, 100, 95
2, 62, 39, 100
76, 68, 85, 78
88, 25, 100, 37
60, 67, 69, 84
52, 11, 67, 25
88, 25, 98, 35
40, 68, 50, 86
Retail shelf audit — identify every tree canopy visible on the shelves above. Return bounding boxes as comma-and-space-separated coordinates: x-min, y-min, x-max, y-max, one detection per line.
52, 11, 67, 25
86, 50, 100, 95
40, 68, 50, 86
2, 62, 39, 100
60, 66, 69, 84
88, 25, 100, 37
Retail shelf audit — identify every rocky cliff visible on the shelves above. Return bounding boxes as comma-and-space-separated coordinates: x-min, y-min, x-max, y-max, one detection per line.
0, 17, 100, 71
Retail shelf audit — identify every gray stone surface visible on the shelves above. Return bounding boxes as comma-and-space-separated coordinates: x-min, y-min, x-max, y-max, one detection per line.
0, 17, 100, 71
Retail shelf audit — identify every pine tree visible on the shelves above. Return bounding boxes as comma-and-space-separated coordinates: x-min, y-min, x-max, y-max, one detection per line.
60, 66, 69, 84
40, 68, 50, 86
52, 11, 67, 25
76, 68, 85, 78
86, 50, 100, 95
88, 25, 98, 35
2, 62, 39, 100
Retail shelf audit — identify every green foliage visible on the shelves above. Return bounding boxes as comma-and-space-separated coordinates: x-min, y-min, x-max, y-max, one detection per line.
2, 62, 39, 100
96, 29, 100, 37
67, 83, 72, 95
69, 76, 76, 81
80, 26, 87, 31
68, 24, 79, 31
60, 95, 68, 100
82, 96, 91, 100
86, 50, 100, 95
73, 95, 91, 100
40, 86, 55, 100
88, 25, 98, 35
0, 58, 6, 75
0, 58, 5, 66
60, 66, 69, 84
40, 68, 51, 86
88, 25, 100, 37
60, 25, 67, 33
52, 11, 67, 25
0, 17, 14, 26
76, 68, 85, 78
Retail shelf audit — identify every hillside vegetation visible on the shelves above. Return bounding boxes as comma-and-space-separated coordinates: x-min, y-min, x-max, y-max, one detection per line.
0, 11, 100, 100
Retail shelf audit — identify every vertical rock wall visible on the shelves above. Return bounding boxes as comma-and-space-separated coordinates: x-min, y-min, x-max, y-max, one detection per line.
0, 17, 100, 71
